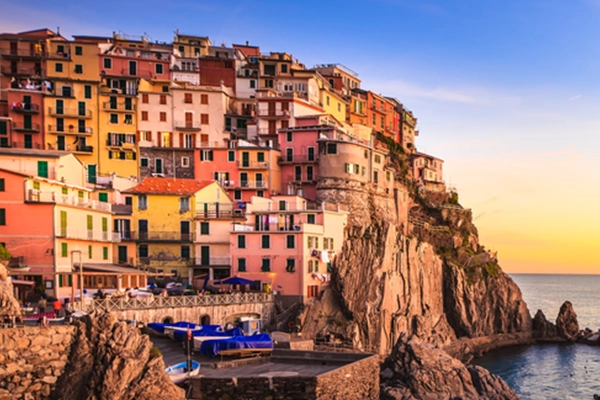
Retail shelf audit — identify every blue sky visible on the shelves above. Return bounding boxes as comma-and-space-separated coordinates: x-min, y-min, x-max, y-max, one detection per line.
2, 0, 599, 273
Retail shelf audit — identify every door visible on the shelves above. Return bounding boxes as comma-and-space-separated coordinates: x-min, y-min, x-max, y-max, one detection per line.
23, 115, 32, 130
185, 112, 193, 128
129, 61, 137, 76
286, 148, 293, 162
200, 246, 210, 265
37, 161, 48, 178
242, 152, 249, 167
78, 101, 86, 117
10, 61, 17, 74
180, 221, 190, 241
9, 42, 17, 55
308, 147, 315, 161
87, 165, 97, 184
240, 172, 248, 187
256, 173, 263, 187
138, 220, 148, 240
118, 246, 128, 264
57, 136, 65, 151
55, 99, 64, 115
125, 97, 132, 111
24, 134, 32, 149
268, 102, 275, 116
109, 96, 117, 109
155, 158, 163, 174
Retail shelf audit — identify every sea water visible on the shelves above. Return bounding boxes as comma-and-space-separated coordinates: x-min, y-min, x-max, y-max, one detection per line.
472, 274, 600, 399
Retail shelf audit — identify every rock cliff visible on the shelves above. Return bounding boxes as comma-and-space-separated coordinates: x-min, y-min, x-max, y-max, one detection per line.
52, 311, 185, 400
0, 261, 22, 316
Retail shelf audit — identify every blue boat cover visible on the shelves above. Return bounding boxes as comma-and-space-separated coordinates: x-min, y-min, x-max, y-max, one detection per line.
147, 321, 197, 334
172, 326, 242, 342
199, 333, 273, 359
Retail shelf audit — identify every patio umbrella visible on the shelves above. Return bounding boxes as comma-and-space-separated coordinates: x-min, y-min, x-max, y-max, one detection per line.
213, 276, 256, 285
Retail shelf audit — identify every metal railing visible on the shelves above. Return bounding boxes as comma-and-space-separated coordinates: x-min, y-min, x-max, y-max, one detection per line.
12, 122, 40, 132
47, 125, 93, 135
74, 145, 93, 153
256, 109, 290, 117
48, 107, 92, 118
237, 161, 269, 169
194, 256, 231, 266
102, 102, 136, 111
112, 204, 133, 215
232, 223, 303, 232
11, 103, 40, 113
76, 292, 273, 313
279, 154, 317, 163
55, 228, 120, 242
236, 180, 267, 189
26, 191, 112, 212
175, 121, 201, 130
130, 231, 194, 241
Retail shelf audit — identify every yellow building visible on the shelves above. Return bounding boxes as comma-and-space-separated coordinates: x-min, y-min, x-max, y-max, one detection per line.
316, 78, 347, 123
44, 39, 100, 181
126, 178, 232, 281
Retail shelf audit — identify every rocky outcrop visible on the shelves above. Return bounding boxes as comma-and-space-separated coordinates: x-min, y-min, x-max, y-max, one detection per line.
52, 311, 184, 400
381, 334, 518, 400
556, 301, 579, 341
532, 309, 558, 339
0, 261, 22, 316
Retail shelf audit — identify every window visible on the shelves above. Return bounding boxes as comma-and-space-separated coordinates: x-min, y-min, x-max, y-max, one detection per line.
180, 246, 190, 259
278, 200, 287, 211
238, 258, 246, 272
162, 85, 169, 93
201, 114, 209, 124
261, 258, 271, 272
160, 112, 167, 122
110, 114, 118, 124
386, 170, 392, 181
180, 197, 190, 212
75, 46, 83, 55
201, 94, 208, 104
88, 245, 92, 259
200, 150, 213, 161
281, 64, 288, 73
55, 63, 63, 73
256, 190, 264, 197
326, 96, 330, 106
286, 132, 293, 142
184, 93, 192, 103
261, 235, 270, 249
238, 235, 246, 249
140, 94, 148, 104
98, 192, 108, 203
286, 235, 295, 249
101, 246, 108, 260
327, 143, 337, 154
61, 242, 67, 257
228, 151, 235, 162
307, 285, 319, 298
0, 208, 6, 225
74, 64, 83, 74
140, 158, 149, 167
306, 166, 314, 181
155, 64, 163, 74
0, 121, 6, 135
103, 58, 112, 69
0, 179, 4, 192
234, 190, 242, 200
265, 79, 273, 88
62, 187, 68, 195
124, 114, 133, 125
200, 221, 210, 235
160, 95, 167, 105
286, 258, 295, 272
138, 244, 148, 258
37, 161, 48, 178
138, 195, 148, 210
84, 85, 92, 99
308, 260, 319, 273
374, 155, 381, 164
141, 111, 148, 121
181, 157, 190, 167
249, 80, 256, 88
373, 171, 379, 184
307, 214, 316, 224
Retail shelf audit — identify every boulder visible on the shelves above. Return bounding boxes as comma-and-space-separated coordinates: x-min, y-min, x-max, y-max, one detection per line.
532, 309, 558, 338
556, 301, 579, 341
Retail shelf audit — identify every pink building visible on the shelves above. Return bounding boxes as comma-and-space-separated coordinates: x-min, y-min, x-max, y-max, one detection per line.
412, 151, 444, 192
230, 195, 347, 305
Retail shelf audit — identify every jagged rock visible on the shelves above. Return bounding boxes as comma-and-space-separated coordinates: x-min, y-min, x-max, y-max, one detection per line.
532, 309, 558, 338
0, 261, 22, 316
556, 301, 579, 341
381, 334, 518, 400
52, 311, 184, 400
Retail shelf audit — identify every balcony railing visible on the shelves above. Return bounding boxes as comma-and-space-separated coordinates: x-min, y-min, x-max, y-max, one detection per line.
237, 161, 269, 169
175, 121, 201, 130
196, 203, 241, 219
47, 125, 94, 135
74, 145, 93, 153
232, 223, 303, 232
112, 204, 133, 215
257, 128, 276, 136
287, 175, 316, 183
256, 109, 290, 118
12, 122, 40, 132
55, 228, 120, 242
0, 48, 44, 58
26, 190, 112, 212
10, 141, 42, 149
102, 102, 137, 112
48, 107, 92, 118
236, 180, 267, 189
194, 256, 231, 266
278, 154, 317, 163
130, 231, 193, 242
11, 103, 40, 113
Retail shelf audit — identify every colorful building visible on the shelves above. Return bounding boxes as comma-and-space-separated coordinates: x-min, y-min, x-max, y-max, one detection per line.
412, 152, 444, 192
230, 195, 347, 304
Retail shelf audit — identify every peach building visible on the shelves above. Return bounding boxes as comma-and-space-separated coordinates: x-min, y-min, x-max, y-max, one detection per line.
230, 195, 347, 305
412, 151, 445, 192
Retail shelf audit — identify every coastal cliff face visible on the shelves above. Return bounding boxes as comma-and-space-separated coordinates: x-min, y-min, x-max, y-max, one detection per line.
299, 140, 532, 354
0, 261, 22, 316
52, 312, 185, 400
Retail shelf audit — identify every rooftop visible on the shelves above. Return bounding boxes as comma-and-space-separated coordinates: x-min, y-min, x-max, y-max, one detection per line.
0, 148, 72, 158
125, 178, 214, 196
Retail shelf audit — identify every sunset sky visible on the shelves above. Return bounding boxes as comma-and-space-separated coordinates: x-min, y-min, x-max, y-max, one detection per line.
1, 0, 599, 274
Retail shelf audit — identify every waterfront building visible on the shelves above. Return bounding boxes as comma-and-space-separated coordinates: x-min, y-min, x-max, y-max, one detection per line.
400, 107, 418, 153
171, 31, 209, 85
125, 177, 231, 281
412, 151, 444, 192
312, 63, 362, 97
230, 195, 347, 305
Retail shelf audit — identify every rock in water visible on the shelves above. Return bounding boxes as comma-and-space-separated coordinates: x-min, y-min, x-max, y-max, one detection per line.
52, 311, 185, 400
556, 301, 579, 341
381, 334, 518, 400
0, 261, 22, 316
532, 309, 558, 338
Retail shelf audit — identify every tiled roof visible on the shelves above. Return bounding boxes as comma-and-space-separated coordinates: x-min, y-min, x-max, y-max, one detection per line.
125, 178, 214, 196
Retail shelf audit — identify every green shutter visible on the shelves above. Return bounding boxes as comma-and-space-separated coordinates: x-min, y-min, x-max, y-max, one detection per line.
0, 121, 7, 135
37, 161, 48, 178
88, 245, 92, 259
257, 152, 265, 162
99, 192, 108, 202
0, 209, 5, 225
60, 211, 67, 236
87, 165, 97, 184
102, 218, 107, 232
61, 242, 68, 257
103, 247, 108, 260
84, 85, 92, 99
68, 275, 72, 286
87, 215, 93, 230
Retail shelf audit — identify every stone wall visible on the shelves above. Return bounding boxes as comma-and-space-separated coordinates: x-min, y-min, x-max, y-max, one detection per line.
0, 325, 76, 399
139, 148, 195, 180
315, 354, 379, 400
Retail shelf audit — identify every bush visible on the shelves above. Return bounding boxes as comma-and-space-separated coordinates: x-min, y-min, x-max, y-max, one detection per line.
0, 244, 11, 262
149, 347, 162, 359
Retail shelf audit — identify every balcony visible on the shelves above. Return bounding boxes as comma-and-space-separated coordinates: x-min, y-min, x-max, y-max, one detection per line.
48, 107, 93, 118
194, 256, 231, 266
175, 121, 201, 131
278, 154, 317, 163
256, 109, 290, 118
74, 145, 94, 154
112, 204, 133, 215
287, 174, 316, 184
55, 228, 120, 242
1, 66, 45, 77
11, 103, 40, 114
0, 48, 44, 58
26, 190, 112, 212
10, 141, 43, 149
132, 231, 193, 242
12, 122, 40, 132
235, 180, 268, 190
102, 102, 137, 112
233, 223, 304, 232
47, 125, 94, 135
195, 203, 242, 219
257, 128, 277, 136
237, 161, 269, 169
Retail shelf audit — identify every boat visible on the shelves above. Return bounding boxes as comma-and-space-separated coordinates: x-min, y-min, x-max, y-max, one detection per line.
165, 360, 200, 384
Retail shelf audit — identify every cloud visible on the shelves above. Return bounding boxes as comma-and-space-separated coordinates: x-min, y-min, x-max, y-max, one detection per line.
568, 94, 582, 101
371, 0, 444, 14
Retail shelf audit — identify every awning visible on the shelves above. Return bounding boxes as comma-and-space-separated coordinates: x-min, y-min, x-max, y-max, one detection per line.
12, 279, 35, 286
81, 264, 156, 275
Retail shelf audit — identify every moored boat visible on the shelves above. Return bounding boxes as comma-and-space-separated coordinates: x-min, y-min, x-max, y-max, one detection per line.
165, 360, 200, 384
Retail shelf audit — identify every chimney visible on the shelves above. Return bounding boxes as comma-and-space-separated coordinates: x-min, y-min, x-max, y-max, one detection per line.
57, 27, 61, 35
246, 41, 249, 46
